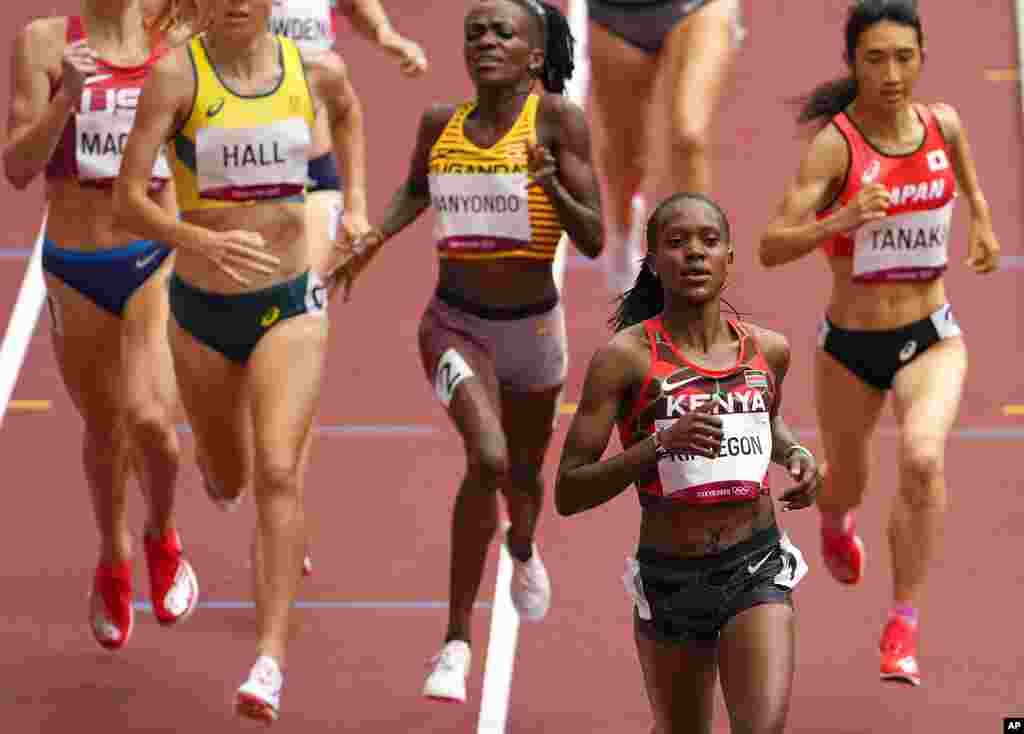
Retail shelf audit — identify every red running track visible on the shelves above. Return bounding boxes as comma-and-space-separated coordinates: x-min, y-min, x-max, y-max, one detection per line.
0, 1, 1021, 731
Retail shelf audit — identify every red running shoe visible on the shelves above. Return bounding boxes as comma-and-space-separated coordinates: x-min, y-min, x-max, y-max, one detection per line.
144, 528, 199, 626
880, 616, 921, 686
820, 512, 866, 585
90, 561, 134, 651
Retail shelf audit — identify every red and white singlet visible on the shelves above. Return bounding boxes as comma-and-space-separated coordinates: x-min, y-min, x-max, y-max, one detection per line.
618, 319, 776, 508
45, 16, 170, 192
819, 104, 957, 283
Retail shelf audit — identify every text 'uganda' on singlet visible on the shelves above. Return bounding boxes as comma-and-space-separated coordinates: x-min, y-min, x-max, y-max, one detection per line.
618, 318, 775, 508
818, 104, 957, 283
269, 0, 337, 51
46, 16, 170, 192
170, 34, 316, 211
427, 94, 564, 261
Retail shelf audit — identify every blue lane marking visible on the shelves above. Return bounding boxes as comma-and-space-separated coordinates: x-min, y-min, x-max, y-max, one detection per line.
133, 600, 490, 611
175, 423, 438, 436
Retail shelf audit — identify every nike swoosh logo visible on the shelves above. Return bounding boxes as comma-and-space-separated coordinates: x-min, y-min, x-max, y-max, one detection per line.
135, 251, 160, 269
85, 73, 113, 86
661, 375, 704, 392
747, 552, 772, 575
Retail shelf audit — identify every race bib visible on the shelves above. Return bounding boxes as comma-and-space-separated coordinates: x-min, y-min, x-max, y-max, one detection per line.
269, 0, 334, 50
304, 271, 328, 314
75, 110, 171, 183
196, 118, 310, 201
430, 173, 533, 251
654, 411, 771, 503
853, 201, 952, 281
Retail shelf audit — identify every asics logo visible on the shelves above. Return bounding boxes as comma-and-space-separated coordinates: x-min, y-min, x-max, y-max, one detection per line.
862, 159, 881, 184
260, 306, 281, 327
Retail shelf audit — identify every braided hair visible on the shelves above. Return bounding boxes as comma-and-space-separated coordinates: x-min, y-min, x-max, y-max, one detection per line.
610, 193, 738, 332
511, 0, 575, 94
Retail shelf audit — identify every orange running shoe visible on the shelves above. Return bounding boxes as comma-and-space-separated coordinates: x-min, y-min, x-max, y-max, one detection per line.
144, 528, 199, 626
880, 616, 921, 686
90, 561, 134, 651
820, 512, 866, 585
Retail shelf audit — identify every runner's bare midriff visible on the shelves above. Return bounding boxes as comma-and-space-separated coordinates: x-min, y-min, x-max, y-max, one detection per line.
45, 179, 174, 250
438, 258, 558, 309
826, 256, 947, 330
639, 495, 777, 558
176, 200, 309, 293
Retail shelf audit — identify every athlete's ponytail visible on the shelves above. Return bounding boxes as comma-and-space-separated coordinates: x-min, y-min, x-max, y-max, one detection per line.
796, 0, 924, 126
515, 0, 575, 94
610, 193, 735, 332
610, 262, 663, 333
146, 0, 209, 48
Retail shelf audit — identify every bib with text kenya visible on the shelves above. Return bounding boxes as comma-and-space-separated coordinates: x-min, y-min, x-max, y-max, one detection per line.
619, 319, 776, 507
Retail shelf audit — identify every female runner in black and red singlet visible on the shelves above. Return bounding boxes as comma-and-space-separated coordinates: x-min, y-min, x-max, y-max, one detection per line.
759, 0, 1000, 687
557, 193, 819, 734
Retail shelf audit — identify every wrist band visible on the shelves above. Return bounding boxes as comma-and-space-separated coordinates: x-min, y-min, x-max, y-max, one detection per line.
785, 444, 813, 462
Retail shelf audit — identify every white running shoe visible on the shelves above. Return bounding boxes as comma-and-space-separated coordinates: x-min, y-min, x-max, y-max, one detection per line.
508, 541, 552, 622
236, 655, 283, 723
422, 640, 471, 703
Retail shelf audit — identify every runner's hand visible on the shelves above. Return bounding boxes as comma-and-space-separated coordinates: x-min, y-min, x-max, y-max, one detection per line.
656, 399, 723, 460
779, 447, 819, 511
61, 40, 99, 102
525, 141, 557, 190
203, 230, 280, 286
965, 216, 1000, 274
381, 33, 428, 77
833, 183, 889, 232
337, 210, 372, 254
329, 227, 384, 302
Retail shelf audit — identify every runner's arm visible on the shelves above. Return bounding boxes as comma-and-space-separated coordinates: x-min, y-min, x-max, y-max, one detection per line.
759, 125, 850, 267
535, 95, 603, 259
113, 51, 207, 251
3, 21, 75, 189
556, 337, 652, 516
307, 50, 368, 222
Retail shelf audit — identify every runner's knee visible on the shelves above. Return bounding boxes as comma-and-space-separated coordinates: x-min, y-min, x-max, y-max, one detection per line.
466, 436, 509, 487
897, 436, 947, 512
899, 433, 945, 488
727, 711, 787, 734
256, 457, 302, 501
125, 402, 179, 460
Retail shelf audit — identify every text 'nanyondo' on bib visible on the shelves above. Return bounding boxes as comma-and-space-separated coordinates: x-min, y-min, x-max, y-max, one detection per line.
427, 94, 563, 262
